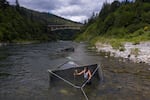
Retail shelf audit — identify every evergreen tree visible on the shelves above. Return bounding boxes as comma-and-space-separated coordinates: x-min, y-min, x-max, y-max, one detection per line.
0, 0, 9, 8
77, 0, 150, 42
110, 0, 120, 12
15, 0, 20, 10
16, 0, 19, 6
125, 0, 129, 3
135, 0, 150, 2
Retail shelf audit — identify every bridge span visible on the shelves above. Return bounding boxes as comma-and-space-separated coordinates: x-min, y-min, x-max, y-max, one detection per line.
47, 24, 83, 31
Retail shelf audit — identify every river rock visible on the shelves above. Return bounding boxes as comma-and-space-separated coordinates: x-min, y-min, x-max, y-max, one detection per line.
95, 42, 150, 65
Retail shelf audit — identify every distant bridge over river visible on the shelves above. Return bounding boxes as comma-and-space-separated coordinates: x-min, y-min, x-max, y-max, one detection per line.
47, 24, 83, 31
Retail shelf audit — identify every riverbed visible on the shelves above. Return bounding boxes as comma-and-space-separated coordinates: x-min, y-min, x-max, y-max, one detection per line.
0, 41, 150, 100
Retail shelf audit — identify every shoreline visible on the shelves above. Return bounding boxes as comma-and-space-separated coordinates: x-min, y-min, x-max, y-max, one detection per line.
0, 41, 41, 47
0, 42, 33, 46
95, 41, 150, 65
0, 43, 8, 46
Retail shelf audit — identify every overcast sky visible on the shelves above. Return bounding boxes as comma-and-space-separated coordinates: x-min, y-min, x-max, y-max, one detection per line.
8, 0, 116, 23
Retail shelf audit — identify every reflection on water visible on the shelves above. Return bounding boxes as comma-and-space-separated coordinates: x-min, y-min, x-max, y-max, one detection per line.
0, 41, 150, 100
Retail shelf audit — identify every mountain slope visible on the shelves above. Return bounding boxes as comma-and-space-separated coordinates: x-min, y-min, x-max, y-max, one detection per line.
0, 1, 81, 43
77, 0, 150, 45
20, 7, 81, 26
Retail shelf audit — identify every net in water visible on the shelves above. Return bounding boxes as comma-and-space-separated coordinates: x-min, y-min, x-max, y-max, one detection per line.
48, 61, 103, 100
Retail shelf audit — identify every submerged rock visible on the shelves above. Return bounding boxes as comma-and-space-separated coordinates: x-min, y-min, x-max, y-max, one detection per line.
59, 89, 69, 95
60, 47, 75, 52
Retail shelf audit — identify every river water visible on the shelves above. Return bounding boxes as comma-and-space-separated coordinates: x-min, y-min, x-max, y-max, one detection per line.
0, 41, 150, 100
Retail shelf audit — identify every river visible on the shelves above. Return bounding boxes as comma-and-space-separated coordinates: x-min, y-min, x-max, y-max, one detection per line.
0, 41, 150, 100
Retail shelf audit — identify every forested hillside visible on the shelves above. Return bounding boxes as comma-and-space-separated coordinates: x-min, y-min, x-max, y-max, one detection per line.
0, 0, 80, 43
77, 0, 150, 45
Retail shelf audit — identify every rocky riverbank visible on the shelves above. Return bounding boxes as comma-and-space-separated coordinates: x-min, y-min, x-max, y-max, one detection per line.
95, 42, 150, 65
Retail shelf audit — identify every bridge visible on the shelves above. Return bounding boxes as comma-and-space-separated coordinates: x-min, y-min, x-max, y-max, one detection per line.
47, 24, 83, 31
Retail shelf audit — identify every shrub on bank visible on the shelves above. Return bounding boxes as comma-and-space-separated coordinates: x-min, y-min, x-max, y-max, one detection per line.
130, 48, 140, 57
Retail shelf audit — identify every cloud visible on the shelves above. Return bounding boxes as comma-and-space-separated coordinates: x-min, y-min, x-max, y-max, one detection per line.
64, 15, 88, 23
51, 0, 103, 22
7, 0, 115, 22
8, 0, 60, 11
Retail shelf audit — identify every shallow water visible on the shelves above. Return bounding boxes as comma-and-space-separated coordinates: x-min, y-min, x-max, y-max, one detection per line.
0, 41, 150, 100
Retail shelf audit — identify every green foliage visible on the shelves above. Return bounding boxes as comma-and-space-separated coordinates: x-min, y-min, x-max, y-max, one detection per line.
142, 11, 150, 23
144, 26, 150, 31
52, 29, 80, 40
90, 36, 125, 50
77, 1, 150, 46
126, 23, 147, 33
0, 3, 80, 42
106, 27, 127, 38
110, 39, 124, 50
130, 48, 140, 57
0, 0, 9, 9
135, 0, 150, 3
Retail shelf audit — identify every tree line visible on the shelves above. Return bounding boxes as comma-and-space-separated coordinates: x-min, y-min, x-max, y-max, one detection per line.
0, 0, 79, 43
77, 0, 150, 42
